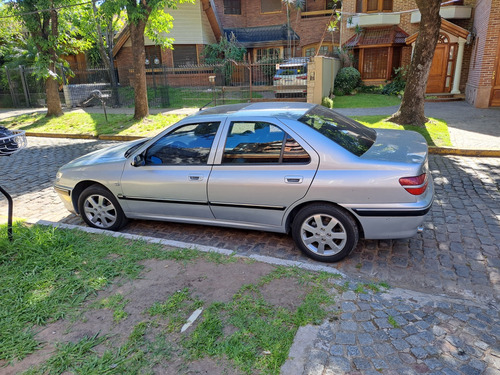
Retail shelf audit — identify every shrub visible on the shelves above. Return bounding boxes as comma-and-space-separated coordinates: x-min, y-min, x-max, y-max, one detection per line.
334, 67, 361, 96
321, 96, 334, 108
382, 66, 407, 96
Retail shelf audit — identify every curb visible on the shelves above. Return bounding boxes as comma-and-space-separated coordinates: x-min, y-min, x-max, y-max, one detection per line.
25, 132, 146, 142
27, 219, 347, 279
23, 132, 500, 157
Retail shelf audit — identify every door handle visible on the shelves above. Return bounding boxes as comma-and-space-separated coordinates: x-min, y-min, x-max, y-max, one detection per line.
189, 175, 204, 181
285, 176, 303, 184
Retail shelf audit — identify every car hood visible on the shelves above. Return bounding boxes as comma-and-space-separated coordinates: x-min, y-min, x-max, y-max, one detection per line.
361, 129, 428, 164
61, 139, 147, 169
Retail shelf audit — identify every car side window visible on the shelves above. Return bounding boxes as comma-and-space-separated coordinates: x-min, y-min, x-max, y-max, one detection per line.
145, 122, 220, 165
222, 122, 310, 164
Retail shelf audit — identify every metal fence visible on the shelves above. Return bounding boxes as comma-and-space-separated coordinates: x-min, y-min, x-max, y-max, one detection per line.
1, 60, 307, 110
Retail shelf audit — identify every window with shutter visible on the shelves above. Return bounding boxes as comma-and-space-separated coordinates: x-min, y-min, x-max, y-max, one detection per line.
173, 45, 198, 67
261, 0, 281, 13
224, 0, 241, 14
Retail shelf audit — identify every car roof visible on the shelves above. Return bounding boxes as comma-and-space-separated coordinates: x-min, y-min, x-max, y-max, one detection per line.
196, 102, 315, 120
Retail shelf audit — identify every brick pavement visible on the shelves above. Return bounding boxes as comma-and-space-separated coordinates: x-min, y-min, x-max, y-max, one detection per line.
1, 137, 499, 304
1, 136, 500, 374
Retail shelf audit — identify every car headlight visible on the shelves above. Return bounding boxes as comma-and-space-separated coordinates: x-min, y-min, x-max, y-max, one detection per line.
55, 171, 63, 182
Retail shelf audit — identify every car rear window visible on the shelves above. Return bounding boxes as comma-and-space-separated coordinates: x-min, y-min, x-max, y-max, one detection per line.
298, 106, 376, 156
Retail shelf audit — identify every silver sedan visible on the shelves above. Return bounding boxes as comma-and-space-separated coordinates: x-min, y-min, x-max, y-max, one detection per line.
55, 102, 433, 262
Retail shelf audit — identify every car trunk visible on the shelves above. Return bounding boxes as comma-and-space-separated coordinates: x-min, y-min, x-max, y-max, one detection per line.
361, 129, 428, 166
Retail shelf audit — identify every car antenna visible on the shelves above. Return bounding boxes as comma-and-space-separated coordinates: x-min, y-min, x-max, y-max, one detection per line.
199, 101, 213, 111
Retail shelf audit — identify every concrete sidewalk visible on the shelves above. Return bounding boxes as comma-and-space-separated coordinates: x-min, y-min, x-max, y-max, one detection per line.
1, 101, 499, 151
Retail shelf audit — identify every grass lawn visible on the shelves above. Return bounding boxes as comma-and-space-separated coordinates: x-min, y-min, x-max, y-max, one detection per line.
0, 112, 186, 138
353, 115, 452, 147
0, 104, 451, 147
0, 224, 341, 374
333, 93, 401, 108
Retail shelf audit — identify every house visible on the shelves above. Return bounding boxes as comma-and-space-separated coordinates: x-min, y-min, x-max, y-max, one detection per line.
341, 0, 500, 108
112, 0, 341, 85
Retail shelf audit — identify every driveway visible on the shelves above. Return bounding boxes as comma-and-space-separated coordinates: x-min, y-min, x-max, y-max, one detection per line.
1, 137, 499, 305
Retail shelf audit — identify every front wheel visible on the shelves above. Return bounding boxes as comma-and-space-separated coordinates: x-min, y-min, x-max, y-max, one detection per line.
78, 185, 127, 231
292, 204, 359, 262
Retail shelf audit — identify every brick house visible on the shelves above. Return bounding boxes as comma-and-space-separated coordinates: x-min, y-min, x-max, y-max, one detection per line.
341, 0, 500, 108
112, 0, 340, 85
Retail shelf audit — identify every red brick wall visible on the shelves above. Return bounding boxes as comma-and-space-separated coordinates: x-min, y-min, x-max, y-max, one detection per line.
466, 0, 499, 107
213, 0, 339, 57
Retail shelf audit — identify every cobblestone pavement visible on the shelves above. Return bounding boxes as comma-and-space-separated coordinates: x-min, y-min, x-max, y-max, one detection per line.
1, 137, 499, 374
283, 284, 500, 375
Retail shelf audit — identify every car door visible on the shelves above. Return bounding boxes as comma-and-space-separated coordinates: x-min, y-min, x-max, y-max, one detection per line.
119, 121, 221, 220
208, 118, 319, 228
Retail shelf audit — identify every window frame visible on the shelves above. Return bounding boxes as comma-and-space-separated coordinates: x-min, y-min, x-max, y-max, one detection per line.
223, 0, 241, 15
172, 45, 199, 67
363, 0, 393, 13
221, 121, 311, 165
144, 122, 221, 166
261, 0, 282, 14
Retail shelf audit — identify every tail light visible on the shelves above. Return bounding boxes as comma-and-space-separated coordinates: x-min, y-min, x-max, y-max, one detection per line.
399, 173, 428, 195
297, 75, 307, 80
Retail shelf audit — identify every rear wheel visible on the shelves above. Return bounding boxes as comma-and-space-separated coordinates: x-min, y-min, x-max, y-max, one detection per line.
292, 204, 359, 262
78, 185, 127, 231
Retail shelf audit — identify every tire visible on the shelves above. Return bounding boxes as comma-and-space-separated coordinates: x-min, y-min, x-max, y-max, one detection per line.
292, 204, 359, 262
78, 185, 127, 231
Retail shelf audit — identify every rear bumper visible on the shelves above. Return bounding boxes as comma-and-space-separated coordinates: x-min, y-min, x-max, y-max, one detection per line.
353, 196, 433, 239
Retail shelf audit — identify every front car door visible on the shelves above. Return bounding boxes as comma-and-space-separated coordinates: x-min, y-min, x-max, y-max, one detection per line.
119, 121, 221, 220
208, 118, 319, 229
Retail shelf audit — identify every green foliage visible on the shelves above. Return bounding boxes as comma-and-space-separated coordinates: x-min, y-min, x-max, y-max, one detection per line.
382, 66, 408, 96
321, 96, 334, 109
334, 67, 361, 96
203, 33, 247, 85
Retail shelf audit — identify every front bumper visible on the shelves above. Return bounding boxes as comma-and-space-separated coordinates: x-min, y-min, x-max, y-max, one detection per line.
54, 185, 76, 214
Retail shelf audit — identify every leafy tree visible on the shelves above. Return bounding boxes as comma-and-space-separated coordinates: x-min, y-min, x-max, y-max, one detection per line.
7, 0, 89, 117
388, 0, 442, 127
72, 0, 125, 106
203, 33, 246, 85
121, 0, 192, 120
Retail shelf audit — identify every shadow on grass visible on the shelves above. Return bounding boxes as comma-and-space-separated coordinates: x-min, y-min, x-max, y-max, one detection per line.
0, 112, 184, 138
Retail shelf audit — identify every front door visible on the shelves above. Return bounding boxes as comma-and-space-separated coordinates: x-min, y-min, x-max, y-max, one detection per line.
490, 39, 500, 107
119, 122, 220, 220
426, 44, 448, 93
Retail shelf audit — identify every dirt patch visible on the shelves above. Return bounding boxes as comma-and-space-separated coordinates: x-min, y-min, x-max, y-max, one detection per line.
260, 278, 309, 311
2, 257, 290, 374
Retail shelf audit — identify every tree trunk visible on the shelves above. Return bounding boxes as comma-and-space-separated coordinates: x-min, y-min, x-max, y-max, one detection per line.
45, 64, 63, 117
130, 20, 149, 120
388, 0, 442, 127
45, 7, 63, 117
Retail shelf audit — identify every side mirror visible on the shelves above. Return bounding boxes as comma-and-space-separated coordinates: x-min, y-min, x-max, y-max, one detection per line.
132, 154, 145, 167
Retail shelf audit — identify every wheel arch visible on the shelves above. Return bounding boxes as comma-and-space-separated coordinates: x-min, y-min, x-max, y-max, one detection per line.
71, 181, 112, 215
285, 201, 365, 238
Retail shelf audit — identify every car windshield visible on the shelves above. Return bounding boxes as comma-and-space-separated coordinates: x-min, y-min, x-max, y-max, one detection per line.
298, 106, 376, 156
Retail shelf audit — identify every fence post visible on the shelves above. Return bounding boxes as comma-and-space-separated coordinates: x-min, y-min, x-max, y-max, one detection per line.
249, 62, 253, 101
19, 65, 31, 107
5, 67, 20, 108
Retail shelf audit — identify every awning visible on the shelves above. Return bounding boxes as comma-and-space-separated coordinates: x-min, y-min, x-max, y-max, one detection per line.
224, 24, 300, 48
345, 26, 409, 48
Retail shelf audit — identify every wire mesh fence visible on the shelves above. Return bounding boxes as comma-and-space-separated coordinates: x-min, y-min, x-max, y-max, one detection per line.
2, 60, 307, 110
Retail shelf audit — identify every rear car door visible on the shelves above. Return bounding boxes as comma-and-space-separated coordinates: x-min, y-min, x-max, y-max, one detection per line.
119, 121, 221, 219
208, 118, 319, 227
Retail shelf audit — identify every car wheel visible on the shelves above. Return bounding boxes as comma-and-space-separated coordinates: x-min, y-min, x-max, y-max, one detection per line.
78, 185, 127, 231
292, 204, 359, 262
